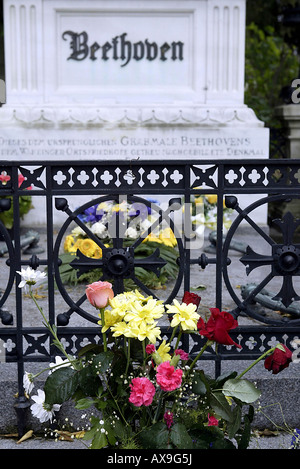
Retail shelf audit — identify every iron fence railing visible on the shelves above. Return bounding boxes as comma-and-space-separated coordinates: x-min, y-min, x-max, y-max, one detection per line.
0, 158, 299, 434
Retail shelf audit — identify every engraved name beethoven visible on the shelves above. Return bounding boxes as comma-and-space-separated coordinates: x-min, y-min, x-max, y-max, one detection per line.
62, 31, 184, 66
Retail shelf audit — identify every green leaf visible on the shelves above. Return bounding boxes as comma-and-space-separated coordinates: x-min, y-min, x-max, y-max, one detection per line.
191, 284, 206, 291
211, 438, 237, 449
214, 371, 238, 388
138, 422, 169, 449
170, 423, 193, 449
78, 343, 102, 358
238, 415, 251, 449
92, 351, 114, 374
191, 371, 207, 395
222, 379, 261, 404
209, 391, 233, 422
247, 405, 255, 423
90, 430, 108, 449
75, 397, 95, 410
83, 415, 108, 449
195, 370, 211, 393
44, 367, 79, 405
78, 366, 101, 396
227, 405, 242, 439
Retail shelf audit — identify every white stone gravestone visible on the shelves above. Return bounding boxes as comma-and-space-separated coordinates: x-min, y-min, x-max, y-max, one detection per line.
0, 0, 269, 225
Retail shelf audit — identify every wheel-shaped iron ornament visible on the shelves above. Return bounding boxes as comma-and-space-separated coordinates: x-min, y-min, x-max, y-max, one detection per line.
222, 194, 300, 325
0, 199, 15, 325
53, 195, 184, 325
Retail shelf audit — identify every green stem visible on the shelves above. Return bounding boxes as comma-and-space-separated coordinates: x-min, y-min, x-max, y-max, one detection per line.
125, 338, 131, 375
99, 307, 107, 352
153, 390, 163, 424
237, 346, 276, 379
105, 379, 129, 427
29, 288, 75, 365
188, 340, 211, 374
174, 328, 183, 351
169, 325, 178, 345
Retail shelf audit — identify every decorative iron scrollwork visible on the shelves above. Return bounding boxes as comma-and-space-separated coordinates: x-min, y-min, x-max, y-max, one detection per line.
53, 194, 184, 324
223, 194, 300, 323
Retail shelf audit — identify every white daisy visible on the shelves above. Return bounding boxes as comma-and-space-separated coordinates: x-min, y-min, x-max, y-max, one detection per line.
30, 389, 61, 423
49, 356, 73, 374
16, 267, 46, 289
23, 371, 34, 394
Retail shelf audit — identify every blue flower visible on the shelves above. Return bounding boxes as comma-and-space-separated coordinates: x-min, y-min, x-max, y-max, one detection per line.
290, 428, 300, 449
78, 204, 104, 224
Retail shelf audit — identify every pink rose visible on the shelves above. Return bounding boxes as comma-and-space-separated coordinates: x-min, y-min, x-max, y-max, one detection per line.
129, 377, 156, 407
156, 361, 183, 392
86, 281, 114, 309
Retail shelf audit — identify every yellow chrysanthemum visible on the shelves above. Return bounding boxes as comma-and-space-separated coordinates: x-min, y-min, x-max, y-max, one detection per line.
156, 340, 171, 362
108, 293, 138, 318
142, 234, 163, 244
124, 298, 164, 324
78, 239, 97, 257
135, 321, 162, 344
98, 309, 122, 333
111, 320, 139, 339
64, 235, 75, 252
166, 299, 200, 331
69, 239, 82, 254
93, 245, 103, 259
206, 194, 218, 205
159, 228, 177, 247
194, 196, 204, 205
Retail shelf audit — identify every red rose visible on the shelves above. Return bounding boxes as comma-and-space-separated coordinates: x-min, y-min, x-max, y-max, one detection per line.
197, 307, 241, 348
182, 291, 201, 308
264, 344, 292, 374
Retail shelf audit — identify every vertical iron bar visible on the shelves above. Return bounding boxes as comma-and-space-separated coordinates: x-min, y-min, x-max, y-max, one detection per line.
215, 163, 225, 376
12, 166, 30, 436
183, 164, 191, 293
46, 165, 56, 360
215, 163, 224, 310
182, 164, 191, 353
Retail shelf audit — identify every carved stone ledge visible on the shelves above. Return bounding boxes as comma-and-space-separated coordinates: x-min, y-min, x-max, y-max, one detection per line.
0, 105, 265, 128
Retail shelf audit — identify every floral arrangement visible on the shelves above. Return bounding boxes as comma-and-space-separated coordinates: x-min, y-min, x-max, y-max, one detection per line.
190, 195, 233, 235
59, 199, 179, 290
19, 267, 295, 450
0, 173, 33, 230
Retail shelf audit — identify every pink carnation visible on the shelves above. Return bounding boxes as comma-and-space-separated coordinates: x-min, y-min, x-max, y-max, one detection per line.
175, 349, 189, 361
129, 377, 156, 407
207, 413, 219, 426
164, 411, 174, 429
146, 344, 156, 354
156, 361, 183, 392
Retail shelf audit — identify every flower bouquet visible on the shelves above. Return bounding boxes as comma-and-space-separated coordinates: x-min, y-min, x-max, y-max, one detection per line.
20, 269, 293, 450
59, 199, 179, 290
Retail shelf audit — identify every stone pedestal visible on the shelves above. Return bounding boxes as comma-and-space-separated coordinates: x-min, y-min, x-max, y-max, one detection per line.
275, 104, 300, 219
1, 0, 270, 225
276, 104, 300, 159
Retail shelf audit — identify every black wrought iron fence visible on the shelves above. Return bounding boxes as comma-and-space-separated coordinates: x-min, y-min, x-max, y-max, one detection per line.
0, 158, 300, 434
